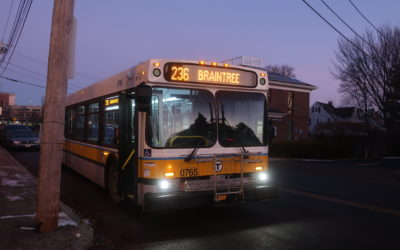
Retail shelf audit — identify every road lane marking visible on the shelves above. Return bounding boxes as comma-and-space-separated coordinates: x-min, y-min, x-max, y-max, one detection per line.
281, 188, 400, 217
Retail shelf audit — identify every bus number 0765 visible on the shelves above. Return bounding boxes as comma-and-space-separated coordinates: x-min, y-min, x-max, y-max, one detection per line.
180, 168, 198, 177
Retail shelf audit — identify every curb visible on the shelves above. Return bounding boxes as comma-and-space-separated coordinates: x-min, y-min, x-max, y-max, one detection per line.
0, 146, 94, 249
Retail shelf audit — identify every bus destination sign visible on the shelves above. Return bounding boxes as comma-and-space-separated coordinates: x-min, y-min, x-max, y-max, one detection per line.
164, 63, 257, 87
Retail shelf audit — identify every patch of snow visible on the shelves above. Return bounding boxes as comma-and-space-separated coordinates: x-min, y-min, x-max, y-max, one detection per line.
82, 218, 91, 225
14, 173, 31, 181
1, 178, 22, 187
6, 196, 23, 201
0, 214, 35, 219
384, 156, 400, 160
58, 211, 78, 227
19, 226, 35, 230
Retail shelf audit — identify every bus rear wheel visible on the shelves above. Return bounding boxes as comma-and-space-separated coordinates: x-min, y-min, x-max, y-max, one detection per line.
106, 161, 122, 203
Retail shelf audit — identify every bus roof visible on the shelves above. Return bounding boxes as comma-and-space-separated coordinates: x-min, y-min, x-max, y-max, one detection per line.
66, 59, 268, 106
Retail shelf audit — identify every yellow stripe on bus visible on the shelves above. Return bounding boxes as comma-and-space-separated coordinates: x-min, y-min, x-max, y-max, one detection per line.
139, 155, 269, 179
64, 141, 110, 165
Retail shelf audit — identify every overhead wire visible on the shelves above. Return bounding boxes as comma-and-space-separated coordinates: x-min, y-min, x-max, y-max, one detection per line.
14, 52, 101, 82
0, 75, 45, 88
0, 0, 25, 64
301, 0, 372, 58
7, 62, 84, 89
0, 65, 45, 81
320, 0, 371, 46
0, 74, 81, 91
0, 0, 32, 76
1, 0, 15, 42
348, 0, 384, 37
304, 0, 391, 110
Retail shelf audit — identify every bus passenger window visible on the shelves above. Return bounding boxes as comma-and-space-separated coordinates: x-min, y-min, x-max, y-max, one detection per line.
73, 105, 85, 140
87, 102, 99, 143
103, 96, 119, 146
66, 108, 75, 138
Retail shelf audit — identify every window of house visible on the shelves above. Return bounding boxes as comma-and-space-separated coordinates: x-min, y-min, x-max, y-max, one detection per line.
267, 89, 271, 104
288, 91, 294, 114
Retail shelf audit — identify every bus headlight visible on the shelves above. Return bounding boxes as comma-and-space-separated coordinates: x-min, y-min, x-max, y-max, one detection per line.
257, 172, 269, 182
158, 180, 171, 190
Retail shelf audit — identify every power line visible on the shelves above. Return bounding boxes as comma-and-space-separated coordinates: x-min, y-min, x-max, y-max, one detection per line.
7, 62, 83, 89
0, 75, 45, 88
0, 0, 25, 64
14, 51, 101, 82
0, 65, 44, 81
320, 0, 370, 46
15, 52, 47, 65
0, 72, 81, 90
348, 0, 383, 37
10, 62, 46, 78
1, 0, 15, 42
301, 0, 371, 58
0, 0, 32, 76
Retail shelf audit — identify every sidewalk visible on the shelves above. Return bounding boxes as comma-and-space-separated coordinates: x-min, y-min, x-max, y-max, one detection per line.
0, 146, 93, 249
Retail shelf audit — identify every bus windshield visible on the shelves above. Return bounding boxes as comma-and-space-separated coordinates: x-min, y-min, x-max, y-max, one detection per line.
147, 87, 216, 148
217, 91, 266, 147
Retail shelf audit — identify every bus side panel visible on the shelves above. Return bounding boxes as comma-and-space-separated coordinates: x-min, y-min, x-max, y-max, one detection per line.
66, 152, 105, 187
63, 140, 107, 188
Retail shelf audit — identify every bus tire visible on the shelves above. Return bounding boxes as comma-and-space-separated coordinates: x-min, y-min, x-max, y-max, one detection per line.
106, 160, 122, 203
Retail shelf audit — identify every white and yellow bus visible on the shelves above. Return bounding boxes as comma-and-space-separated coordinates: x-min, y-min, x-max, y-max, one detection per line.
63, 59, 277, 211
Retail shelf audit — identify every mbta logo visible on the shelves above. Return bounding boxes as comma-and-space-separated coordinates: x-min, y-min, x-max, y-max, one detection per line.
214, 160, 223, 172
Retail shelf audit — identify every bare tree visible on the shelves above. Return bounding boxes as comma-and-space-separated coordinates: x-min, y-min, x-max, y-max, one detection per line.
265, 64, 296, 78
333, 25, 400, 132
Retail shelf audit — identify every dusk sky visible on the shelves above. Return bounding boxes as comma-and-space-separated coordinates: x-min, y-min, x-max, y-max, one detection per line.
1, 0, 399, 106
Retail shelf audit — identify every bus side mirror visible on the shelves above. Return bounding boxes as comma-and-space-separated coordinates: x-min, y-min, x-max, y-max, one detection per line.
136, 83, 152, 112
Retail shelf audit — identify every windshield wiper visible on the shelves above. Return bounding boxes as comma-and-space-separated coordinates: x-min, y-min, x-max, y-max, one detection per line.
184, 147, 199, 162
185, 102, 215, 162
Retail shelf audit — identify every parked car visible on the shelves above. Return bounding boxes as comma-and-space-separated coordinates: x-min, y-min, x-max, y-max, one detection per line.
0, 125, 31, 143
0, 125, 40, 150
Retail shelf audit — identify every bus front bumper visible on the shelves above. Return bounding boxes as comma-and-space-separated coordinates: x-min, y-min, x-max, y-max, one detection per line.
143, 184, 278, 212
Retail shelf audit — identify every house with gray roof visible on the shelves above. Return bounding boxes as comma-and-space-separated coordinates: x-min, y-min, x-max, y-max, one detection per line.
309, 101, 364, 134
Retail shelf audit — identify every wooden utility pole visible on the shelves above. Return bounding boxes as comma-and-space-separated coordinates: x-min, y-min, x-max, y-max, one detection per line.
36, 0, 75, 233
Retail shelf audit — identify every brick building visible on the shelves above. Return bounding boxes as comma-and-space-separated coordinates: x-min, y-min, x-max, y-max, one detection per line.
268, 73, 317, 141
0, 92, 42, 125
0, 92, 16, 107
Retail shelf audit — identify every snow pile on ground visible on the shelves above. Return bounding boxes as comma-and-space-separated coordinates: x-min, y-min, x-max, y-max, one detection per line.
58, 211, 78, 227
5, 195, 23, 201
1, 177, 22, 187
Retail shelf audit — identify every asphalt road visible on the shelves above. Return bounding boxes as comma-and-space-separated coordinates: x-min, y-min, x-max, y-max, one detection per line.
11, 151, 400, 249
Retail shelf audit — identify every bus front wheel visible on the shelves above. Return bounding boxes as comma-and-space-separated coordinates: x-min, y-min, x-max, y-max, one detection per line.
106, 161, 122, 203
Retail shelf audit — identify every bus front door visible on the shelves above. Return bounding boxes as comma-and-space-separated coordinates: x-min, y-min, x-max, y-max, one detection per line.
118, 92, 138, 203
